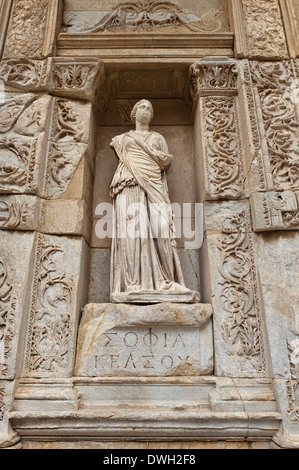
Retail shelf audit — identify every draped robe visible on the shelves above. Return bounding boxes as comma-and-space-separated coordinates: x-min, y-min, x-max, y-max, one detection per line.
110, 130, 188, 296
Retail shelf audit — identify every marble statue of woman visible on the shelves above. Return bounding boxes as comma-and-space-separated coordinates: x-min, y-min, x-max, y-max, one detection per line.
110, 99, 200, 303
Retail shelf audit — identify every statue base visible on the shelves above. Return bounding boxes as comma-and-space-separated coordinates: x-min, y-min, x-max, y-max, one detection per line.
75, 302, 211, 377
110, 290, 201, 304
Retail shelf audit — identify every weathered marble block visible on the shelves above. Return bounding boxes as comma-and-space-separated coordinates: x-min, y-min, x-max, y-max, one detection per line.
75, 303, 213, 377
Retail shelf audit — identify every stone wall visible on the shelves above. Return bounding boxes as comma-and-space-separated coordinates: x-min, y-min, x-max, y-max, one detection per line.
0, 0, 298, 449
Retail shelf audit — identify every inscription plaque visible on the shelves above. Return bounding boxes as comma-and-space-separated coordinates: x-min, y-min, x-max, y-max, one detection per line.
75, 303, 214, 377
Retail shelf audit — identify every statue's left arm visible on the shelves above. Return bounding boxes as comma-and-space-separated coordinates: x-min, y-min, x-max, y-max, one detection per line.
154, 133, 174, 174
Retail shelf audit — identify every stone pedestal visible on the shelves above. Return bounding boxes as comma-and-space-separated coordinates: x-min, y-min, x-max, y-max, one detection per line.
75, 302, 213, 377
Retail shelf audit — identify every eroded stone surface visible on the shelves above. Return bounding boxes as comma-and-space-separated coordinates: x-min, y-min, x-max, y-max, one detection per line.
75, 303, 213, 377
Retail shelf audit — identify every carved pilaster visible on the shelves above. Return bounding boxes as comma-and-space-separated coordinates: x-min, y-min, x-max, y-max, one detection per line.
24, 234, 89, 378
217, 210, 267, 376
189, 60, 247, 201
249, 60, 299, 192
203, 202, 268, 378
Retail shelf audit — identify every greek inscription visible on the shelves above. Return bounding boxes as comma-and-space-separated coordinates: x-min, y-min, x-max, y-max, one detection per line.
91, 327, 200, 375
172, 333, 186, 348
124, 353, 137, 369
103, 332, 118, 347
161, 355, 174, 369
142, 355, 155, 369
124, 332, 138, 347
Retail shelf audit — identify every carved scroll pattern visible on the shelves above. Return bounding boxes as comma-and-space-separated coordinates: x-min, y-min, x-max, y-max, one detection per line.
241, 0, 288, 58
287, 339, 299, 422
218, 211, 266, 376
250, 61, 299, 191
203, 96, 244, 198
189, 61, 244, 199
242, 61, 266, 191
0, 59, 49, 90
0, 258, 16, 378
3, 0, 49, 59
25, 235, 74, 376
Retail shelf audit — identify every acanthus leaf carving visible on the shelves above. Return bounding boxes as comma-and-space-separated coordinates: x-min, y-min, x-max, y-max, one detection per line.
217, 211, 266, 376
0, 94, 36, 134
189, 62, 238, 102
251, 61, 299, 191
0, 135, 39, 195
0, 59, 50, 91
203, 96, 244, 199
26, 236, 74, 376
0, 199, 29, 229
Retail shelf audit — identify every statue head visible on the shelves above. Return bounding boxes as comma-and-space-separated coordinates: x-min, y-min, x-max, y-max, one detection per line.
130, 99, 154, 124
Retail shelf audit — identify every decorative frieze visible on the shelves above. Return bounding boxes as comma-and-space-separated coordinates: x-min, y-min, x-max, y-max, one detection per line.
0, 231, 36, 380
51, 57, 106, 105
203, 203, 268, 378
62, 1, 229, 34
241, 0, 288, 59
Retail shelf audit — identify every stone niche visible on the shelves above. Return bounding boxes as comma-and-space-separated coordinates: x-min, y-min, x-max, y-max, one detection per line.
85, 61, 208, 378
90, 63, 202, 304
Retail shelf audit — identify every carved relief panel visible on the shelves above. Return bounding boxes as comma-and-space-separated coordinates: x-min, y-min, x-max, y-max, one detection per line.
189, 59, 247, 201
203, 203, 267, 378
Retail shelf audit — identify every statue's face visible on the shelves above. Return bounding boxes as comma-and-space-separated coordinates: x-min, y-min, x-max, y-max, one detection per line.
135, 101, 153, 124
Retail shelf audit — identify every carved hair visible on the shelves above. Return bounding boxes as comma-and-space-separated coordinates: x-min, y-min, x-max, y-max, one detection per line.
130, 99, 154, 123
